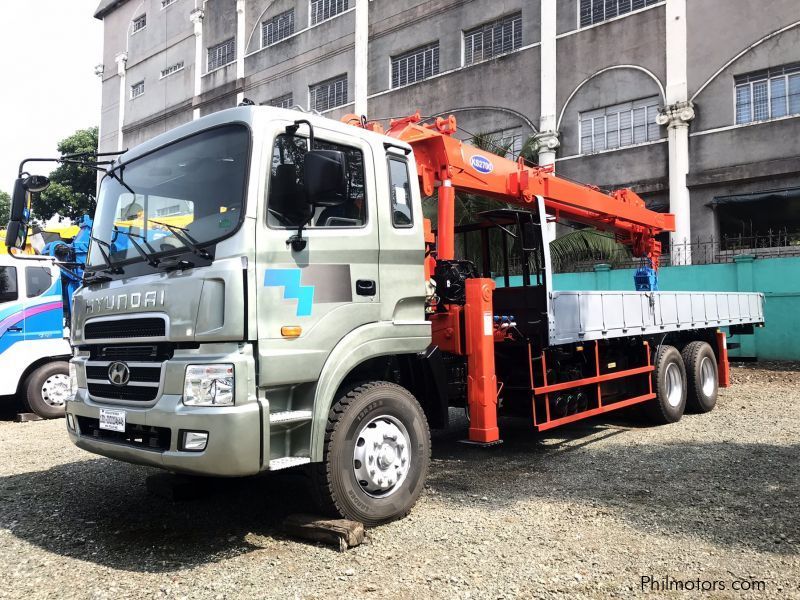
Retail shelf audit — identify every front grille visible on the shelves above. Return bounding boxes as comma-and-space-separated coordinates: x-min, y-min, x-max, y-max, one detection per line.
86, 364, 161, 383
77, 416, 170, 451
87, 383, 159, 402
84, 317, 166, 340
94, 345, 162, 361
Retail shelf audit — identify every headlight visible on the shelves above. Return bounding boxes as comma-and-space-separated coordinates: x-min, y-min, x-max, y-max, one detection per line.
183, 364, 235, 406
69, 362, 77, 398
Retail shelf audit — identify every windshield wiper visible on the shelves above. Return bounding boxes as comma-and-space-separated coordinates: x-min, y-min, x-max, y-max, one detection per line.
149, 220, 211, 260
113, 227, 160, 267
90, 236, 124, 274
82, 272, 113, 285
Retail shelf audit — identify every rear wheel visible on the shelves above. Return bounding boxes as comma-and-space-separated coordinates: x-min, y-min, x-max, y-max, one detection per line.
23, 361, 70, 419
644, 345, 686, 424
682, 341, 718, 413
312, 381, 431, 526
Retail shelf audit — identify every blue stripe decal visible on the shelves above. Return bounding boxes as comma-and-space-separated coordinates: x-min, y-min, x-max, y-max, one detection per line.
264, 269, 314, 317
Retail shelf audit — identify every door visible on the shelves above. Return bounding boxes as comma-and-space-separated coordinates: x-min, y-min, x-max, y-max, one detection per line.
255, 122, 380, 387
22, 264, 63, 342
0, 265, 25, 353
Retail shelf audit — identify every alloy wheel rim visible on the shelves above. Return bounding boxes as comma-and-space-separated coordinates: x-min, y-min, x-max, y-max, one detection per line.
665, 362, 683, 407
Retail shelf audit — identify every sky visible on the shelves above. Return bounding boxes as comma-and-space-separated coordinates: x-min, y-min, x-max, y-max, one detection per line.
0, 1, 103, 196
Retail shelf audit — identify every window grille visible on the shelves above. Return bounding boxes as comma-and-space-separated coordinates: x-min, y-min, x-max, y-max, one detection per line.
735, 63, 800, 125
579, 0, 661, 28
464, 13, 522, 66
310, 0, 349, 26
580, 97, 661, 154
391, 43, 439, 88
208, 38, 235, 71
309, 75, 347, 112
262, 9, 295, 47
132, 14, 147, 33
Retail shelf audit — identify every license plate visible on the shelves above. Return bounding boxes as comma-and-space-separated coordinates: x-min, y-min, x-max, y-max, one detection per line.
99, 408, 126, 432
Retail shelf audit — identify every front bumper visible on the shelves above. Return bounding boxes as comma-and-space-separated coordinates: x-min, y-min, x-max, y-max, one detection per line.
66, 345, 267, 477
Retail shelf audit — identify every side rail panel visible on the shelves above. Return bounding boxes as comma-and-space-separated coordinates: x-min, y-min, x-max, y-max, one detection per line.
550, 291, 765, 345
309, 321, 430, 462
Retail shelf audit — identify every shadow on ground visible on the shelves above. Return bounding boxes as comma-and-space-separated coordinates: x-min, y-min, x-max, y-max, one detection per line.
1, 409, 797, 573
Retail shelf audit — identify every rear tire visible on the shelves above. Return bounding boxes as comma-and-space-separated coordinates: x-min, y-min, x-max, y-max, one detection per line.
644, 345, 686, 424
23, 361, 70, 419
312, 381, 431, 527
682, 341, 718, 413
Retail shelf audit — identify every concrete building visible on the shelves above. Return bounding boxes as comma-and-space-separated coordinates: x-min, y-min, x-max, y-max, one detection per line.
94, 0, 800, 261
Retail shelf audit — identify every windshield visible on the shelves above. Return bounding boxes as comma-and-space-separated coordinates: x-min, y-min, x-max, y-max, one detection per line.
88, 124, 250, 270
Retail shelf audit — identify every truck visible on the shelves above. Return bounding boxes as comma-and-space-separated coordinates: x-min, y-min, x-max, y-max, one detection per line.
5, 106, 764, 525
0, 215, 91, 419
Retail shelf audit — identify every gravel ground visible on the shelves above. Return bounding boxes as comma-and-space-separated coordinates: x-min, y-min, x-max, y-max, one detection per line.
0, 362, 798, 600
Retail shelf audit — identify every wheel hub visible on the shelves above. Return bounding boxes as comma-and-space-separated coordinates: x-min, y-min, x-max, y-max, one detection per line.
700, 356, 716, 397
41, 374, 71, 408
665, 362, 683, 407
353, 416, 410, 498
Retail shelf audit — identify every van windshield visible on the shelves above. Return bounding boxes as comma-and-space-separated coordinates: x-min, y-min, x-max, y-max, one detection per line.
88, 125, 249, 270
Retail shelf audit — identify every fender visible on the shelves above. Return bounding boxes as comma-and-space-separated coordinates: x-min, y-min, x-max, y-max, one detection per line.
309, 320, 430, 461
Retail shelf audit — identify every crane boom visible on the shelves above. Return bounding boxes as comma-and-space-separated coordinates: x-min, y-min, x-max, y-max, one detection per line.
345, 112, 674, 271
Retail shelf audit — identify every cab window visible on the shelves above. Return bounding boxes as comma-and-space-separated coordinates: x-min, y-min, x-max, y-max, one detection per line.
25, 266, 52, 297
388, 157, 412, 227
0, 266, 18, 302
267, 134, 366, 228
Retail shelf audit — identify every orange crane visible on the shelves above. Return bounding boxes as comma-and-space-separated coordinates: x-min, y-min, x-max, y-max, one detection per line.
344, 112, 733, 446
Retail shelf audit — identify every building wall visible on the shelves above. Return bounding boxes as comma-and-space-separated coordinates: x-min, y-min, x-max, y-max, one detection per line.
94, 0, 800, 250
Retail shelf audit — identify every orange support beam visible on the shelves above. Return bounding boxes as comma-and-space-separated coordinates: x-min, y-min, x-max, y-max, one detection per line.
717, 331, 731, 388
464, 278, 500, 444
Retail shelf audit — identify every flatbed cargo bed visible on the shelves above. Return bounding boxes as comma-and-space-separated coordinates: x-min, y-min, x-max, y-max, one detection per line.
549, 290, 765, 345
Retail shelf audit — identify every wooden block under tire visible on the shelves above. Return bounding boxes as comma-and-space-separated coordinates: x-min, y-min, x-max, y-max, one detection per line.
283, 513, 365, 551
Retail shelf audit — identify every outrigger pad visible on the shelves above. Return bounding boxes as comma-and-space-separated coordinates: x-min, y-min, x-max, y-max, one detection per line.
458, 439, 504, 447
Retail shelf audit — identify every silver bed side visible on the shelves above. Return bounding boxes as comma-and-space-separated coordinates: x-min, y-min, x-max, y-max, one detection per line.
549, 291, 765, 346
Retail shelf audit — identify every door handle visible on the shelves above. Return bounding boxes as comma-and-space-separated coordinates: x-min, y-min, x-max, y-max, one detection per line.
7, 326, 22, 332
356, 279, 376, 296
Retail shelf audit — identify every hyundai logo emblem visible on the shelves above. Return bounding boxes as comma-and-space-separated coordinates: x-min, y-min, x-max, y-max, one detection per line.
108, 361, 130, 386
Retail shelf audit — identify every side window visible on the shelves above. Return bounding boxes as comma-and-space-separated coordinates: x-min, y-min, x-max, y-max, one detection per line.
388, 157, 412, 227
0, 266, 18, 302
25, 266, 52, 298
267, 134, 367, 228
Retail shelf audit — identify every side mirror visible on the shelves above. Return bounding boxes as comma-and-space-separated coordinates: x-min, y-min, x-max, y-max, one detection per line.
5, 220, 28, 250
303, 150, 347, 207
6, 175, 49, 250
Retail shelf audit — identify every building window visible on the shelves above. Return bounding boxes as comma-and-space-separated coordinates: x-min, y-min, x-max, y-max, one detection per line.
309, 74, 347, 112
208, 38, 235, 71
310, 0, 349, 26
580, 97, 661, 154
161, 0, 177, 8
489, 127, 524, 157
132, 14, 147, 34
464, 13, 522, 66
160, 61, 185, 79
265, 93, 294, 109
579, 0, 661, 28
735, 63, 800, 125
130, 81, 145, 99
262, 9, 295, 47
391, 43, 439, 89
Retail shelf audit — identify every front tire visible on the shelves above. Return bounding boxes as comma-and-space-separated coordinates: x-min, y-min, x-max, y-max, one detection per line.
644, 345, 687, 424
682, 341, 718, 413
313, 381, 431, 526
23, 361, 70, 419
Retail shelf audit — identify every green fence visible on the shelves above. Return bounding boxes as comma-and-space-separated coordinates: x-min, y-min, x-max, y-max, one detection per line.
502, 255, 800, 361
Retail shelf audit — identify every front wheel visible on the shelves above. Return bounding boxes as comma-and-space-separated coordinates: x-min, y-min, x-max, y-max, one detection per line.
312, 381, 431, 526
23, 361, 71, 419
